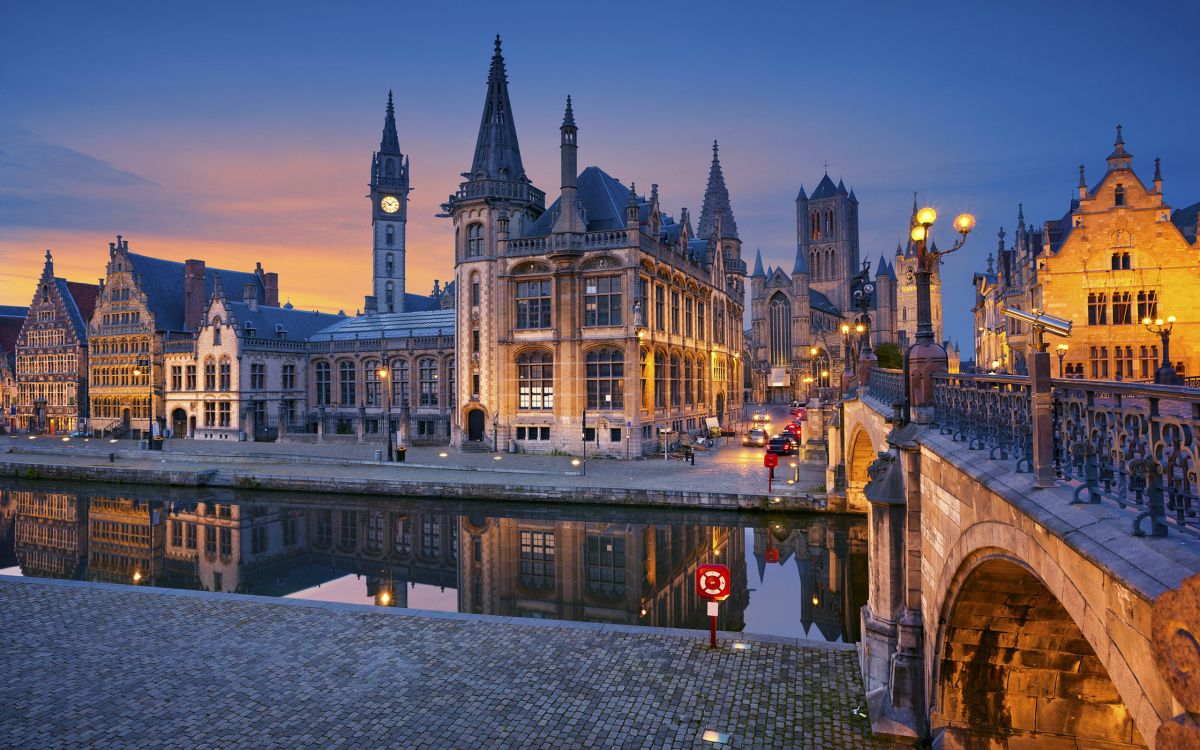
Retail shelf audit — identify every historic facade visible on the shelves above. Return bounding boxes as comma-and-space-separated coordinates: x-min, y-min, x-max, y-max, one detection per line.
12, 252, 98, 434
445, 39, 746, 457
0, 305, 25, 434
163, 283, 341, 441
365, 91, 410, 315
87, 236, 277, 438
972, 127, 1200, 379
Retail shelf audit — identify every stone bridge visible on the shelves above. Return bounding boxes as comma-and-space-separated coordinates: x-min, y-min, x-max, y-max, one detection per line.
834, 367, 1200, 748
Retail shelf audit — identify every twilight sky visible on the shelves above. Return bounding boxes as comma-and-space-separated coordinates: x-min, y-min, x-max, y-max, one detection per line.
2, 0, 1198, 349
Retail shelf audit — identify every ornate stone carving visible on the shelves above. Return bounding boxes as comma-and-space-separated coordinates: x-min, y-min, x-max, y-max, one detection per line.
1153, 571, 1200, 748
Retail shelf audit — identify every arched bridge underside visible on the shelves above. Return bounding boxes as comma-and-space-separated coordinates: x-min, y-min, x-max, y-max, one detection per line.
842, 396, 1195, 747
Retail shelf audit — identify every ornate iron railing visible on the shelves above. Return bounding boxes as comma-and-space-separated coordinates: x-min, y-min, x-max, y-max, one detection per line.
867, 368, 903, 407
933, 373, 1033, 469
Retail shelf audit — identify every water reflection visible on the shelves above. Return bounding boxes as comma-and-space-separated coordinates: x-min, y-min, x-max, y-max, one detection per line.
0, 480, 867, 642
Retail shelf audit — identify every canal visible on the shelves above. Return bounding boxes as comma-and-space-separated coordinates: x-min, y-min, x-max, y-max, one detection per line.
0, 478, 868, 642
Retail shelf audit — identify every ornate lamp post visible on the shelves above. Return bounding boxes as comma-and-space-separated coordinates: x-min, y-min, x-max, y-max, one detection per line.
1055, 343, 1069, 378
377, 362, 393, 461
1142, 315, 1178, 385
492, 411, 499, 453
132, 355, 153, 441
905, 207, 975, 423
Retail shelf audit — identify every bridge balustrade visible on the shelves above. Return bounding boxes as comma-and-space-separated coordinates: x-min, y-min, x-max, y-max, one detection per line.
924, 372, 1199, 540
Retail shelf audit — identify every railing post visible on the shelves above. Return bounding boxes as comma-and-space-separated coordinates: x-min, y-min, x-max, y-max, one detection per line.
1029, 350, 1056, 488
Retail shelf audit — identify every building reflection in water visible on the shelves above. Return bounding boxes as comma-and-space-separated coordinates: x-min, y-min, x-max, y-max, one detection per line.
1, 481, 866, 641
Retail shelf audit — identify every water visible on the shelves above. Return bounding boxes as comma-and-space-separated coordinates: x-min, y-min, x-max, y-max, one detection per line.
0, 478, 868, 642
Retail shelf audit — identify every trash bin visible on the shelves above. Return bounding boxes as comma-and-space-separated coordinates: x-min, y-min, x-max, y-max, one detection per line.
396, 446, 406, 462
139, 440, 148, 450
374, 449, 383, 462
151, 437, 164, 451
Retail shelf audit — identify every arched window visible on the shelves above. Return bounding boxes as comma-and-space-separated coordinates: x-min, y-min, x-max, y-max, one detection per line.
385, 225, 395, 247
418, 357, 438, 406
517, 351, 553, 410
654, 350, 667, 409
315, 361, 331, 406
586, 348, 623, 410
641, 348, 652, 412
669, 354, 681, 407
696, 355, 705, 404
338, 360, 356, 406
364, 359, 381, 406
1114, 184, 1126, 207
212, 317, 222, 346
391, 360, 409, 406
683, 356, 693, 405
811, 250, 820, 280
385, 281, 394, 311
769, 292, 792, 367
466, 223, 484, 258
812, 350, 831, 387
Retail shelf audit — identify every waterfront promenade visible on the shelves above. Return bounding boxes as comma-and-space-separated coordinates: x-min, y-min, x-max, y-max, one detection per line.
0, 576, 889, 749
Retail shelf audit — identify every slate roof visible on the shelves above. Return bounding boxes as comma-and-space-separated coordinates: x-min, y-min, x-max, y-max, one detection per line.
523, 166, 633, 237
808, 289, 841, 316
809, 174, 838, 200
223, 301, 342, 340
0, 306, 27, 318
792, 245, 808, 275
468, 36, 527, 183
54, 279, 100, 344
309, 309, 455, 342
0, 308, 26, 354
128, 253, 263, 333
697, 141, 740, 241
752, 249, 765, 277
874, 255, 896, 280
1171, 201, 1200, 244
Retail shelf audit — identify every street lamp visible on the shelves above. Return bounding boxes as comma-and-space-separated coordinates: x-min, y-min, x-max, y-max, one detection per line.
377, 362, 393, 461
492, 411, 499, 453
909, 208, 975, 346
802, 376, 814, 402
990, 359, 1001, 374
1143, 315, 1179, 385
1055, 343, 1069, 378
132, 355, 153, 440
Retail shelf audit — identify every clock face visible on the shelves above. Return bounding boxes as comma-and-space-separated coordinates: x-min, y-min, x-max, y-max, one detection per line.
380, 195, 400, 214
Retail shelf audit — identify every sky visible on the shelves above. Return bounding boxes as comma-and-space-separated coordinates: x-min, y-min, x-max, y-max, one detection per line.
2, 0, 1198, 349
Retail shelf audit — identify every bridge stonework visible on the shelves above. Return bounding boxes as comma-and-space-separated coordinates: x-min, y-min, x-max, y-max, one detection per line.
844, 392, 1200, 748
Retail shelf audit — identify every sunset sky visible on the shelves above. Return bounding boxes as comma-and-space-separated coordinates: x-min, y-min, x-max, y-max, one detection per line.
3, 1, 1198, 348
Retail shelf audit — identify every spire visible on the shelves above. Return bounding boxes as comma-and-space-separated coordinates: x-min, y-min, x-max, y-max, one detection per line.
1078, 164, 1087, 187
875, 254, 887, 277
468, 35, 527, 182
42, 249, 54, 278
1106, 124, 1132, 171
1017, 203, 1025, 230
380, 90, 400, 154
836, 179, 847, 195
697, 140, 740, 240
752, 248, 765, 277
562, 95, 575, 127
1154, 157, 1162, 191
792, 245, 808, 274
552, 95, 583, 235
998, 226, 1006, 252
796, 184, 807, 202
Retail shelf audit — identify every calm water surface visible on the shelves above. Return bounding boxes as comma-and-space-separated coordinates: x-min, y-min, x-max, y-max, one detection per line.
0, 478, 867, 642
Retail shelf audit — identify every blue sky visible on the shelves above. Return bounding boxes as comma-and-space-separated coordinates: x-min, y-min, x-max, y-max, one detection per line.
2, 0, 1198, 348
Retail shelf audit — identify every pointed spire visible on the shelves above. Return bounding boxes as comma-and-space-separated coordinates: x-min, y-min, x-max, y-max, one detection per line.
986, 253, 995, 274
792, 245, 808, 275
1017, 203, 1025, 229
1078, 164, 1087, 187
380, 90, 400, 154
875, 254, 887, 277
42, 249, 54, 277
562, 95, 575, 127
998, 226, 1006, 251
752, 248, 765, 277
848, 188, 858, 203
468, 35, 527, 182
836, 179, 847, 195
1154, 157, 1162, 190
1107, 124, 1132, 170
697, 140, 740, 240
796, 184, 807, 202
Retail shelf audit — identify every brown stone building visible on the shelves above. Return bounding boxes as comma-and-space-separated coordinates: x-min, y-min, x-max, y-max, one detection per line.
972, 128, 1200, 379
12, 252, 99, 434
0, 305, 25, 434
445, 41, 746, 457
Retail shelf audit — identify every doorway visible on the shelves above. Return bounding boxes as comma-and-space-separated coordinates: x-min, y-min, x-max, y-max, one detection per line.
466, 409, 485, 442
172, 409, 188, 438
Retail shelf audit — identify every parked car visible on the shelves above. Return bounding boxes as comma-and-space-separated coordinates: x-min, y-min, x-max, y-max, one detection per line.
69, 429, 89, 438
766, 436, 795, 456
751, 409, 770, 423
742, 428, 768, 447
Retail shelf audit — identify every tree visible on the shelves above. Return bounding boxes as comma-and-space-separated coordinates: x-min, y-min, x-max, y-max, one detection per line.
875, 342, 903, 370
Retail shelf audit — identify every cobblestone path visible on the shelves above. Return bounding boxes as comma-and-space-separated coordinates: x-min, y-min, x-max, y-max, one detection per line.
0, 578, 890, 749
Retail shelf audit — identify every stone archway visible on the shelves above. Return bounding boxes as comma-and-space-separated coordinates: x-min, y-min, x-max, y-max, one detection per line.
934, 557, 1146, 748
466, 409, 485, 442
846, 428, 876, 512
171, 409, 188, 438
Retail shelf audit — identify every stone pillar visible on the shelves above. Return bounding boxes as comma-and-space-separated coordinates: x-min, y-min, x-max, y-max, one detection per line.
1029, 349, 1056, 488
316, 407, 325, 443
906, 342, 947, 425
356, 406, 366, 443
857, 348, 878, 394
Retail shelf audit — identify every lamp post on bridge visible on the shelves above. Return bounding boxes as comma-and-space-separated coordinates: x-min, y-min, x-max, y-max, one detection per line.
1142, 315, 1178, 385
1056, 344, 1069, 378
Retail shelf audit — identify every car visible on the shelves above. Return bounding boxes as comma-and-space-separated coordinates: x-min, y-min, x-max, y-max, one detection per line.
791, 407, 807, 420
751, 410, 770, 423
69, 429, 89, 438
742, 428, 768, 447
766, 436, 795, 456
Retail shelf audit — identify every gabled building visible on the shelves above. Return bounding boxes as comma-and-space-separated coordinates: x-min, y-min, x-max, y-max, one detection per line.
13, 252, 98, 433
443, 39, 746, 456
87, 236, 278, 438
0, 305, 25, 434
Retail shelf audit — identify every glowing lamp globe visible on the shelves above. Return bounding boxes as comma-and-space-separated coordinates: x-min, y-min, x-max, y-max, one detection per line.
910, 226, 927, 242
855, 324, 865, 333
1167, 315, 1177, 323
841, 324, 850, 334
916, 207, 937, 226
1155, 319, 1164, 327
1142, 317, 1152, 326
953, 213, 977, 234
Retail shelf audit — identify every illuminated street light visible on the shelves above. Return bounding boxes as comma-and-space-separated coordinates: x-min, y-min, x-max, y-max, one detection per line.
1055, 343, 1069, 377
1143, 315, 1179, 384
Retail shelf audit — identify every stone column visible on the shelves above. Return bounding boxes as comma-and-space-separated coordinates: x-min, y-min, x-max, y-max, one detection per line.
356, 406, 366, 443
1029, 349, 1056, 487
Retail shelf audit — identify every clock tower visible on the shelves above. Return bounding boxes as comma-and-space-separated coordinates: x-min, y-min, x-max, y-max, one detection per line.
368, 90, 409, 314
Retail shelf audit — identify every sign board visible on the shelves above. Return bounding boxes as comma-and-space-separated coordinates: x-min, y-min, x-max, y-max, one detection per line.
763, 452, 778, 469
696, 563, 731, 601
769, 367, 790, 387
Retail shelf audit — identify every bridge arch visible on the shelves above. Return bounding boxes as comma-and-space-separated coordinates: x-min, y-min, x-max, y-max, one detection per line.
930, 523, 1157, 748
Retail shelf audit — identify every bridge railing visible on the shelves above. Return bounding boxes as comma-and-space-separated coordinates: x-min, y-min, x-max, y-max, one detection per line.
866, 367, 904, 408
929, 372, 1199, 540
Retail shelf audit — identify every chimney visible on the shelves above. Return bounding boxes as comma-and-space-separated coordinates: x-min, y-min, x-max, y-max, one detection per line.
263, 272, 279, 307
243, 283, 258, 311
184, 259, 206, 331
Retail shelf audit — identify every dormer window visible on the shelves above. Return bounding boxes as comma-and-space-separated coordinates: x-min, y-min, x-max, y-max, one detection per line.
245, 327, 256, 339
1114, 184, 1126, 207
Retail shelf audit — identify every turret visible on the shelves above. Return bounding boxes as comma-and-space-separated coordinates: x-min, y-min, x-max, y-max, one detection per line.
1154, 157, 1162, 193
552, 96, 584, 235
1106, 124, 1132, 172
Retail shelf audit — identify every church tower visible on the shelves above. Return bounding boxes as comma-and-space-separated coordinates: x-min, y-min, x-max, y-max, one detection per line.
368, 91, 409, 314
796, 173, 859, 312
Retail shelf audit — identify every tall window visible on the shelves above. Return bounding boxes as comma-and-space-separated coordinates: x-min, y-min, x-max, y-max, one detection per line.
421, 517, 441, 558
696, 356, 705, 404
466, 223, 484, 257
583, 276, 622, 326
385, 227, 395, 247
364, 360, 381, 406
517, 351, 553, 410
185, 365, 196, 390
1112, 292, 1133, 325
212, 320, 221, 345
585, 535, 626, 599
170, 366, 182, 391
684, 297, 694, 337
338, 361, 356, 406
281, 364, 295, 390
654, 351, 666, 409
203, 359, 216, 390
204, 401, 216, 427
218, 402, 231, 427
515, 280, 551, 329
418, 358, 438, 406
669, 355, 681, 407
1141, 345, 1158, 379
670, 291, 680, 334
315, 362, 331, 406
586, 349, 623, 410
1112, 252, 1131, 270
1087, 293, 1107, 326
654, 285, 665, 331
519, 530, 555, 590
640, 348, 651, 412
1114, 184, 1125, 207
1137, 290, 1157, 322
250, 363, 265, 390
392, 360, 409, 406
218, 359, 231, 391
769, 293, 792, 367
697, 302, 705, 339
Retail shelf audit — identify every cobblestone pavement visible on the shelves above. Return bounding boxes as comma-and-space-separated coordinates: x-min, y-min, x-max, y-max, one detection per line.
0, 577, 889, 749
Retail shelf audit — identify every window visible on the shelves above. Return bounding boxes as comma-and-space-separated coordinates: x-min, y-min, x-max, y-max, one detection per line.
393, 515, 411, 555
1112, 252, 1131, 270
212, 321, 221, 346
219, 360, 231, 390
684, 357, 693, 404
583, 276, 622, 326
684, 297, 693, 337
186, 523, 197, 550
670, 291, 680, 333
170, 366, 182, 392
519, 530, 555, 590
654, 285, 665, 331
640, 348, 651, 412
654, 351, 666, 409
610, 428, 621, 443
281, 364, 295, 390
385, 227, 395, 247
471, 281, 480, 306
219, 527, 232, 557
517, 351, 553, 410
250, 363, 265, 390
204, 360, 216, 390
338, 361, 356, 406
1087, 293, 1107, 326
670, 355, 681, 407
316, 510, 333, 547
171, 520, 183, 547
218, 402, 231, 427
697, 302, 705, 339
204, 525, 216, 555
585, 535, 625, 599
252, 525, 268, 555
340, 510, 357, 549
283, 516, 297, 547
418, 358, 438, 406
184, 365, 196, 391
421, 517, 441, 558
1137, 290, 1157, 322
364, 360, 381, 406
472, 329, 480, 352
315, 362, 331, 406
586, 348, 623, 410
1112, 292, 1133, 325
515, 426, 550, 441
204, 401, 216, 427
392, 360, 409, 406
1114, 184, 1125, 207
515, 280, 551, 329
466, 223, 484, 257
